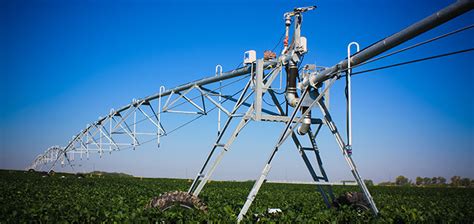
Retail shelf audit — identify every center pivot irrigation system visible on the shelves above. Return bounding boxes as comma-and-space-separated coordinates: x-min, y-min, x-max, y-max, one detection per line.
28, 1, 473, 221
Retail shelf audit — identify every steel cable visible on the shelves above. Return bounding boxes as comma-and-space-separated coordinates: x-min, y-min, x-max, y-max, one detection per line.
347, 47, 474, 77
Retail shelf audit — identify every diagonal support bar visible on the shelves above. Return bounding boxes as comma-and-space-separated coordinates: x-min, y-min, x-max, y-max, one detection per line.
316, 97, 379, 215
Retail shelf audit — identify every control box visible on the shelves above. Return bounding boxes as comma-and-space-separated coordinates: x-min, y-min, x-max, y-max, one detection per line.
299, 37, 307, 53
244, 50, 256, 64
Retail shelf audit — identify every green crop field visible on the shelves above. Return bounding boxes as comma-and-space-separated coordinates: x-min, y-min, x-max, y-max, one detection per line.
1, 170, 473, 223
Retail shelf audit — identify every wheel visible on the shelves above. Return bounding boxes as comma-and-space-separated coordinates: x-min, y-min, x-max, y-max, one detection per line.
333, 192, 371, 211
353, 202, 370, 214
147, 191, 208, 212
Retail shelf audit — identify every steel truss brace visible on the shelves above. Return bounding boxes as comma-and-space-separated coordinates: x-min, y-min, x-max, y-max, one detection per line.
189, 107, 254, 196
187, 60, 334, 220
269, 82, 334, 207
30, 59, 281, 171
33, 75, 256, 170
188, 60, 288, 196
290, 130, 334, 208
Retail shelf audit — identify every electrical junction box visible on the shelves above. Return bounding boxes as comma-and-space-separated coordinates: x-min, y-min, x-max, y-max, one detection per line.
299, 36, 308, 53
244, 50, 256, 64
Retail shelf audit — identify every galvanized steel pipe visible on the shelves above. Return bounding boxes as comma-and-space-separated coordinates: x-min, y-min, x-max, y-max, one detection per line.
302, 0, 473, 88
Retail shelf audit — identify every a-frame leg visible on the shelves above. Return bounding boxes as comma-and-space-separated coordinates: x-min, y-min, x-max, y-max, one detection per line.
316, 99, 379, 215
188, 107, 253, 196
236, 83, 378, 221
236, 90, 313, 222
188, 78, 255, 196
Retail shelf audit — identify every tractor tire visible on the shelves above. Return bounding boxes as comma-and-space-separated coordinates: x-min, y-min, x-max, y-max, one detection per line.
147, 191, 208, 212
333, 192, 371, 212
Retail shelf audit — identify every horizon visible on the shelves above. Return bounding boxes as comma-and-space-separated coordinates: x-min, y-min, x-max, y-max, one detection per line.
4, 168, 470, 186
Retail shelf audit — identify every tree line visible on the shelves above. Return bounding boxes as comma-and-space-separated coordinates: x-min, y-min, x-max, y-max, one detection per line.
375, 175, 474, 187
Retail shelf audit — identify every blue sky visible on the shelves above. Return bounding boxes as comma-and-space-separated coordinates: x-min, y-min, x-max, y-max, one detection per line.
0, 0, 473, 183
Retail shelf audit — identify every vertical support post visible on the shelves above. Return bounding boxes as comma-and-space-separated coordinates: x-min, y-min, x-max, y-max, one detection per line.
99, 121, 103, 157
86, 134, 90, 159
133, 100, 137, 150
109, 110, 113, 151
254, 59, 264, 121
216, 65, 223, 136
158, 86, 165, 147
